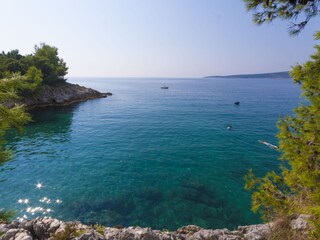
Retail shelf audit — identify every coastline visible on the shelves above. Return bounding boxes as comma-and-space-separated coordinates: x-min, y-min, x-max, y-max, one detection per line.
0, 215, 309, 240
4, 82, 112, 110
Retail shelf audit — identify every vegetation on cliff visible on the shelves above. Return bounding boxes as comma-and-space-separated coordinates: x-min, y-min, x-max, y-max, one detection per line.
0, 43, 68, 85
0, 43, 68, 162
244, 0, 320, 238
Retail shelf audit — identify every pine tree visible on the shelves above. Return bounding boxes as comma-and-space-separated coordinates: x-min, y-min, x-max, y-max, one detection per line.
0, 75, 33, 163
245, 33, 320, 238
244, 0, 320, 35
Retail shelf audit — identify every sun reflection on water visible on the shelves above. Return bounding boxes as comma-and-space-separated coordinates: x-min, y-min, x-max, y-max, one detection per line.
16, 182, 62, 222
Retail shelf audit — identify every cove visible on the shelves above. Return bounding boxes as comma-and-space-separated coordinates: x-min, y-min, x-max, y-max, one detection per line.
0, 77, 300, 230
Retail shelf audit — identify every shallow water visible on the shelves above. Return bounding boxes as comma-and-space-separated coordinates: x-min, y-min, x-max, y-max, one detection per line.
0, 77, 301, 230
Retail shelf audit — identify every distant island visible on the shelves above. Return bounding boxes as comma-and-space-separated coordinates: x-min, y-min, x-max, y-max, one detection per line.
205, 71, 290, 79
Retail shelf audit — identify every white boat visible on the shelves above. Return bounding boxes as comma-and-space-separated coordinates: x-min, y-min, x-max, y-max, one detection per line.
258, 140, 279, 150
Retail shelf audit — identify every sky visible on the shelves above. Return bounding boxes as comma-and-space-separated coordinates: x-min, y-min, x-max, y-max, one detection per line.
1, 0, 320, 78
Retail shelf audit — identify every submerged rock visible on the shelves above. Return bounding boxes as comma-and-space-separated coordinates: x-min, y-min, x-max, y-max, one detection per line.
0, 215, 309, 240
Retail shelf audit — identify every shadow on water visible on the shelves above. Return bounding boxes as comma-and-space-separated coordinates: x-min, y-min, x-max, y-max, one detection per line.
60, 179, 250, 230
28, 104, 79, 134
4, 104, 78, 142
29, 104, 79, 121
1, 104, 78, 179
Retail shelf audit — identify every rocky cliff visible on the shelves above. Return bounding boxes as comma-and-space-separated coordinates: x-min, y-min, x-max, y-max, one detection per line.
5, 82, 112, 109
0, 215, 309, 240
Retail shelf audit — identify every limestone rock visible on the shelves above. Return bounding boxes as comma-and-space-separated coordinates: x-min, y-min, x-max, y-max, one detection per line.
104, 226, 160, 240
33, 218, 63, 239
153, 230, 179, 240
6, 221, 19, 229
0, 224, 8, 235
189, 229, 242, 240
19, 220, 34, 233
238, 224, 270, 240
290, 214, 309, 231
0, 215, 311, 240
177, 225, 202, 235
104, 227, 122, 239
75, 230, 105, 240
1, 229, 32, 240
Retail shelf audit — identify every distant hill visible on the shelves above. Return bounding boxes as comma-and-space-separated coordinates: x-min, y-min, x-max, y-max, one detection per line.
205, 71, 290, 79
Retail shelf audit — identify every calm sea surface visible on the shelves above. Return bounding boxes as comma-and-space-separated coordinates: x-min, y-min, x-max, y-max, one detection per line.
1, 77, 301, 230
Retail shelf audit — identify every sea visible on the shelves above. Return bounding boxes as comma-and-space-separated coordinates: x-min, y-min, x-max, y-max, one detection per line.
0, 77, 301, 230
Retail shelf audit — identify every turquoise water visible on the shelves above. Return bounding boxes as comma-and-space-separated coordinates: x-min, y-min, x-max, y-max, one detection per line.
0, 77, 300, 230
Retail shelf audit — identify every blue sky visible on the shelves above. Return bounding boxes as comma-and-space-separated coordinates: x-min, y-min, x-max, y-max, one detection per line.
1, 0, 319, 77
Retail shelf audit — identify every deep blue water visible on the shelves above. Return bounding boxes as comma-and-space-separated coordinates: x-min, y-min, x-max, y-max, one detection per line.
0, 77, 301, 230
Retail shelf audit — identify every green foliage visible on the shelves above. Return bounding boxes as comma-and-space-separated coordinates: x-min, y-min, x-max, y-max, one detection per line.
244, 0, 320, 35
0, 50, 26, 79
22, 66, 44, 94
0, 75, 33, 164
0, 43, 68, 85
33, 43, 68, 84
0, 209, 15, 223
52, 224, 74, 240
0, 69, 43, 98
245, 33, 320, 237
52, 224, 87, 240
93, 224, 105, 235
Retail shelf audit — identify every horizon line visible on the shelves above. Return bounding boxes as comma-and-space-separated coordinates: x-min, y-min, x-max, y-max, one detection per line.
67, 70, 290, 79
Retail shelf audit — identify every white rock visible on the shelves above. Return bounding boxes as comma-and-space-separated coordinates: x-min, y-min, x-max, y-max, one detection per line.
238, 224, 270, 240
189, 229, 242, 240
290, 214, 310, 231
1, 229, 32, 240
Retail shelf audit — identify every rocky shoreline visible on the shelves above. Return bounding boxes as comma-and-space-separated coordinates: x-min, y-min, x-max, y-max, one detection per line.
0, 215, 309, 240
5, 82, 112, 109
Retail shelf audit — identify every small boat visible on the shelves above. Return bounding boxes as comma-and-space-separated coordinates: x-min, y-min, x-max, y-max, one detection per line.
161, 86, 169, 89
258, 140, 279, 150
234, 101, 240, 105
